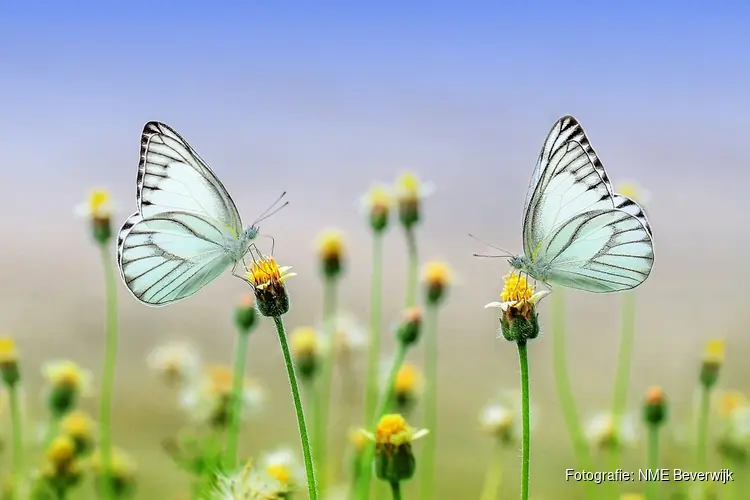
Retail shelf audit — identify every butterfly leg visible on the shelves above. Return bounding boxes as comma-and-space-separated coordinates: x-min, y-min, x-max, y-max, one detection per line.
256, 233, 276, 255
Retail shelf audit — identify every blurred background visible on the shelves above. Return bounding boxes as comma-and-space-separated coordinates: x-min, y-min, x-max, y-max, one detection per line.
1, 1, 749, 498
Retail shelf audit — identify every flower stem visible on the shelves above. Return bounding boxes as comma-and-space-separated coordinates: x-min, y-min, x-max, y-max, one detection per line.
646, 424, 660, 500
9, 383, 24, 498
404, 227, 418, 309
225, 328, 251, 470
517, 340, 531, 500
550, 290, 596, 500
696, 384, 711, 498
608, 292, 637, 468
479, 445, 503, 500
315, 277, 338, 491
363, 233, 384, 449
98, 243, 119, 500
273, 316, 320, 500
418, 304, 439, 500
389, 481, 403, 500
356, 342, 409, 500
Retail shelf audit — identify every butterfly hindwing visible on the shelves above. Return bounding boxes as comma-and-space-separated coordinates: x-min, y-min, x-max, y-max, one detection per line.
117, 210, 236, 306
137, 122, 244, 233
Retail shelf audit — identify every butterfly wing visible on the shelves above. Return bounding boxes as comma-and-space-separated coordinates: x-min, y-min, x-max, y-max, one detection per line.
117, 211, 237, 306
522, 116, 654, 292
137, 122, 244, 235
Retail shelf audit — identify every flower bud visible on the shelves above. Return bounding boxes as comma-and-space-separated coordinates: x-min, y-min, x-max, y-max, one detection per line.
643, 386, 668, 427
396, 308, 422, 347
234, 294, 259, 334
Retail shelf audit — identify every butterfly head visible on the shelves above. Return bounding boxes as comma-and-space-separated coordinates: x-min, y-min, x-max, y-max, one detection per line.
244, 226, 260, 241
508, 255, 526, 270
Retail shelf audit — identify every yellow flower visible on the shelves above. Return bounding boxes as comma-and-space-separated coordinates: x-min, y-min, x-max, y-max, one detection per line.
260, 448, 304, 489
290, 327, 320, 358
213, 460, 286, 499
0, 337, 17, 364
367, 414, 429, 447
146, 340, 201, 388
349, 428, 369, 454
616, 181, 651, 207
394, 172, 433, 204
43, 360, 94, 395
90, 447, 137, 494
620, 495, 645, 500
421, 260, 453, 305
718, 391, 748, 418
704, 339, 725, 365
75, 189, 115, 221
47, 435, 76, 468
316, 229, 346, 262
394, 362, 423, 399
245, 255, 296, 317
360, 184, 393, 213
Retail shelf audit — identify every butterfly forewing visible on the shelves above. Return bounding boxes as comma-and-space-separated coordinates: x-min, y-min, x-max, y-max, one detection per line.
137, 122, 244, 234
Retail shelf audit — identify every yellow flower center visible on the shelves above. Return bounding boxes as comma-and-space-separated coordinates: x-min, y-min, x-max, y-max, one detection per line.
0, 337, 17, 363
423, 261, 451, 287
375, 414, 409, 444
396, 172, 420, 200
367, 186, 392, 211
719, 391, 747, 417
246, 256, 290, 290
501, 273, 533, 303
394, 363, 419, 395
47, 435, 76, 464
266, 464, 291, 485
49, 361, 84, 389
704, 339, 725, 365
61, 411, 93, 438
290, 327, 319, 357
316, 229, 345, 260
88, 189, 111, 218
644, 386, 665, 405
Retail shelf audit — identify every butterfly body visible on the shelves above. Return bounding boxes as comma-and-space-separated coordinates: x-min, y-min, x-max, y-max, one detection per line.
116, 122, 277, 307
509, 115, 654, 293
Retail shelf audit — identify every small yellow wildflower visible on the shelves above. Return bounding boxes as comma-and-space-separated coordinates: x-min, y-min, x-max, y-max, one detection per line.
0, 336, 20, 387
394, 171, 433, 229
245, 255, 296, 317
359, 183, 393, 232
349, 428, 369, 454
316, 228, 346, 279
616, 181, 651, 207
43, 360, 93, 394
75, 189, 115, 244
212, 460, 286, 499
290, 326, 321, 380
701, 338, 725, 388
719, 391, 748, 418
421, 260, 453, 305
91, 447, 137, 497
60, 410, 96, 454
47, 435, 76, 469
235, 293, 259, 333
147, 340, 201, 388
393, 362, 423, 406
485, 273, 549, 342
260, 448, 304, 490
362, 414, 428, 483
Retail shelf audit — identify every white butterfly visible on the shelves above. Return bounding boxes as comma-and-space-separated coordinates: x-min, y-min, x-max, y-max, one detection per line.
504, 115, 654, 293
116, 122, 286, 306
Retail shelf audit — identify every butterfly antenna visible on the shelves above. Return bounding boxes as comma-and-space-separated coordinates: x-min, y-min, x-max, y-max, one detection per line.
253, 191, 289, 225
472, 253, 505, 259
467, 233, 514, 258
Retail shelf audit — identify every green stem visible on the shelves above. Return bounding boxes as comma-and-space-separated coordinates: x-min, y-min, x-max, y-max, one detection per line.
646, 425, 660, 500
696, 385, 711, 494
550, 289, 596, 500
9, 383, 24, 498
225, 328, 251, 469
315, 277, 338, 490
418, 304, 439, 500
404, 227, 418, 309
608, 292, 637, 470
518, 341, 531, 500
389, 481, 403, 500
479, 445, 503, 500
363, 233, 384, 447
273, 316, 320, 500
98, 243, 119, 500
356, 342, 410, 500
